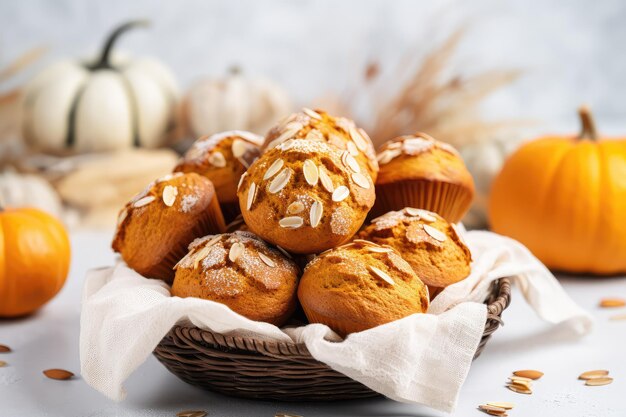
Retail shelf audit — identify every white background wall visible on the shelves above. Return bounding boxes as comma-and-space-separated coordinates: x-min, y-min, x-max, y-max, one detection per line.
1, 0, 625, 131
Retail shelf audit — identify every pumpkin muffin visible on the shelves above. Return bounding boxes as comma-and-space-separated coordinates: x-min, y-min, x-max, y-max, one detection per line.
263, 109, 379, 181
373, 132, 475, 222
174, 130, 263, 220
171, 231, 300, 326
359, 208, 472, 297
238, 139, 375, 254
112, 172, 226, 283
298, 240, 429, 336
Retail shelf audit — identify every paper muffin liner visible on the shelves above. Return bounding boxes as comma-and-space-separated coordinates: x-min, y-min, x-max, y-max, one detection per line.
148, 194, 227, 284
372, 179, 473, 223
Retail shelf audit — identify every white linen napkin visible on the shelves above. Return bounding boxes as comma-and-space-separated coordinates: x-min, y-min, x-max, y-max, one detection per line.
80, 230, 592, 413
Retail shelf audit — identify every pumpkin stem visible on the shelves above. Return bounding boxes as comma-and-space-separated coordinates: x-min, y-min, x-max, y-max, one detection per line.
578, 105, 598, 141
89, 20, 150, 70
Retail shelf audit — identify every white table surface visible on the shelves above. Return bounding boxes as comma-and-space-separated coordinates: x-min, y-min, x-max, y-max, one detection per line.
0, 231, 624, 417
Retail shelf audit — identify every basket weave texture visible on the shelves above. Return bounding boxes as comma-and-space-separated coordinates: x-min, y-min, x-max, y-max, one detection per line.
153, 278, 511, 401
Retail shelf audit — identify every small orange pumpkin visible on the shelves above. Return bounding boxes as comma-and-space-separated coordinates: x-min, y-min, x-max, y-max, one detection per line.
489, 106, 626, 275
0, 207, 71, 317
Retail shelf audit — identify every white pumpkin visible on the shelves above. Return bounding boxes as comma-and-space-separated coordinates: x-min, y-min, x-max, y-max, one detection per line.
460, 136, 521, 229
183, 68, 291, 137
22, 21, 179, 153
0, 169, 64, 219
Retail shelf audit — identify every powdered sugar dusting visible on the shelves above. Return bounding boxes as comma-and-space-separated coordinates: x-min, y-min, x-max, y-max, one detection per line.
331, 206, 351, 236
180, 194, 199, 213
204, 267, 243, 296
201, 245, 228, 269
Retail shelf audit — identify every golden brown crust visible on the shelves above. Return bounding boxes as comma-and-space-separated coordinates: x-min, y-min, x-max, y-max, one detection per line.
263, 109, 379, 181
376, 132, 474, 189
297, 240, 429, 336
171, 231, 300, 326
112, 173, 227, 283
174, 131, 263, 204
359, 208, 471, 294
238, 139, 376, 254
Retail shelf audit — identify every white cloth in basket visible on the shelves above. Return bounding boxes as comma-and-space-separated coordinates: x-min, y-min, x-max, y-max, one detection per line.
80, 230, 592, 413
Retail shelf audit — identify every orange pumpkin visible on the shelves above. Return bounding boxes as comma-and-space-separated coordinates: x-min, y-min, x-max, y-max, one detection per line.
489, 107, 626, 275
0, 207, 71, 317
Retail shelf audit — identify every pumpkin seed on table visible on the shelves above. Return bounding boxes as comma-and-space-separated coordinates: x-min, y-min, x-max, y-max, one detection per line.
43, 369, 74, 380
478, 404, 508, 416
599, 298, 625, 308
585, 377, 613, 386
0, 360, 7, 367
275, 413, 303, 417
486, 402, 514, 410
578, 370, 609, 380
512, 369, 543, 380
0, 344, 11, 353
176, 411, 207, 417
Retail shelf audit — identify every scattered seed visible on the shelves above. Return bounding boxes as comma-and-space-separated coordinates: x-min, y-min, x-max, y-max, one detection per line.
367, 246, 394, 253
209, 151, 227, 168
347, 140, 359, 156
302, 107, 322, 120
303, 159, 319, 186
486, 402, 514, 410
268, 168, 292, 193
287, 201, 305, 214
332, 186, 350, 202
229, 242, 244, 262
509, 376, 533, 384
177, 411, 208, 417
351, 172, 370, 189
578, 370, 609, 380
43, 369, 74, 380
116, 209, 128, 227
305, 129, 324, 141
585, 377, 613, 386
246, 182, 257, 210
507, 384, 532, 395
272, 125, 301, 147
610, 314, 626, 321
318, 167, 334, 192
508, 379, 532, 390
423, 224, 447, 242
349, 126, 368, 151
599, 298, 625, 308
369, 265, 395, 285
0, 344, 11, 353
279, 216, 304, 229
192, 245, 213, 269
162, 185, 178, 207
478, 404, 508, 416
231, 138, 248, 158
264, 159, 284, 180
310, 200, 323, 228
0, 361, 6, 367
259, 252, 276, 267
420, 211, 437, 223
377, 148, 402, 164
405, 207, 421, 217
342, 151, 361, 173
133, 195, 156, 208
276, 245, 292, 259
513, 370, 544, 380
237, 172, 247, 192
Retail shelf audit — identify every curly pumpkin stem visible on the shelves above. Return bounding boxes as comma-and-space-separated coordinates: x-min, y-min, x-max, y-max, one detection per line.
89, 20, 150, 70
578, 105, 597, 141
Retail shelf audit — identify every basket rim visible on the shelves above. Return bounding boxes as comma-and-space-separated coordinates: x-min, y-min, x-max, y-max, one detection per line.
168, 277, 512, 359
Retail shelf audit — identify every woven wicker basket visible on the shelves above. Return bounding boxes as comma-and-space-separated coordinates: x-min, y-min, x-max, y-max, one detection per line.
153, 278, 511, 401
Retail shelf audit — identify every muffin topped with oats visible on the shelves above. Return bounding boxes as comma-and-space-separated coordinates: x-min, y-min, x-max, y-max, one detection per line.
174, 130, 263, 220
297, 240, 429, 336
263, 109, 379, 181
359, 208, 471, 297
171, 231, 300, 326
237, 139, 375, 254
112, 173, 226, 283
